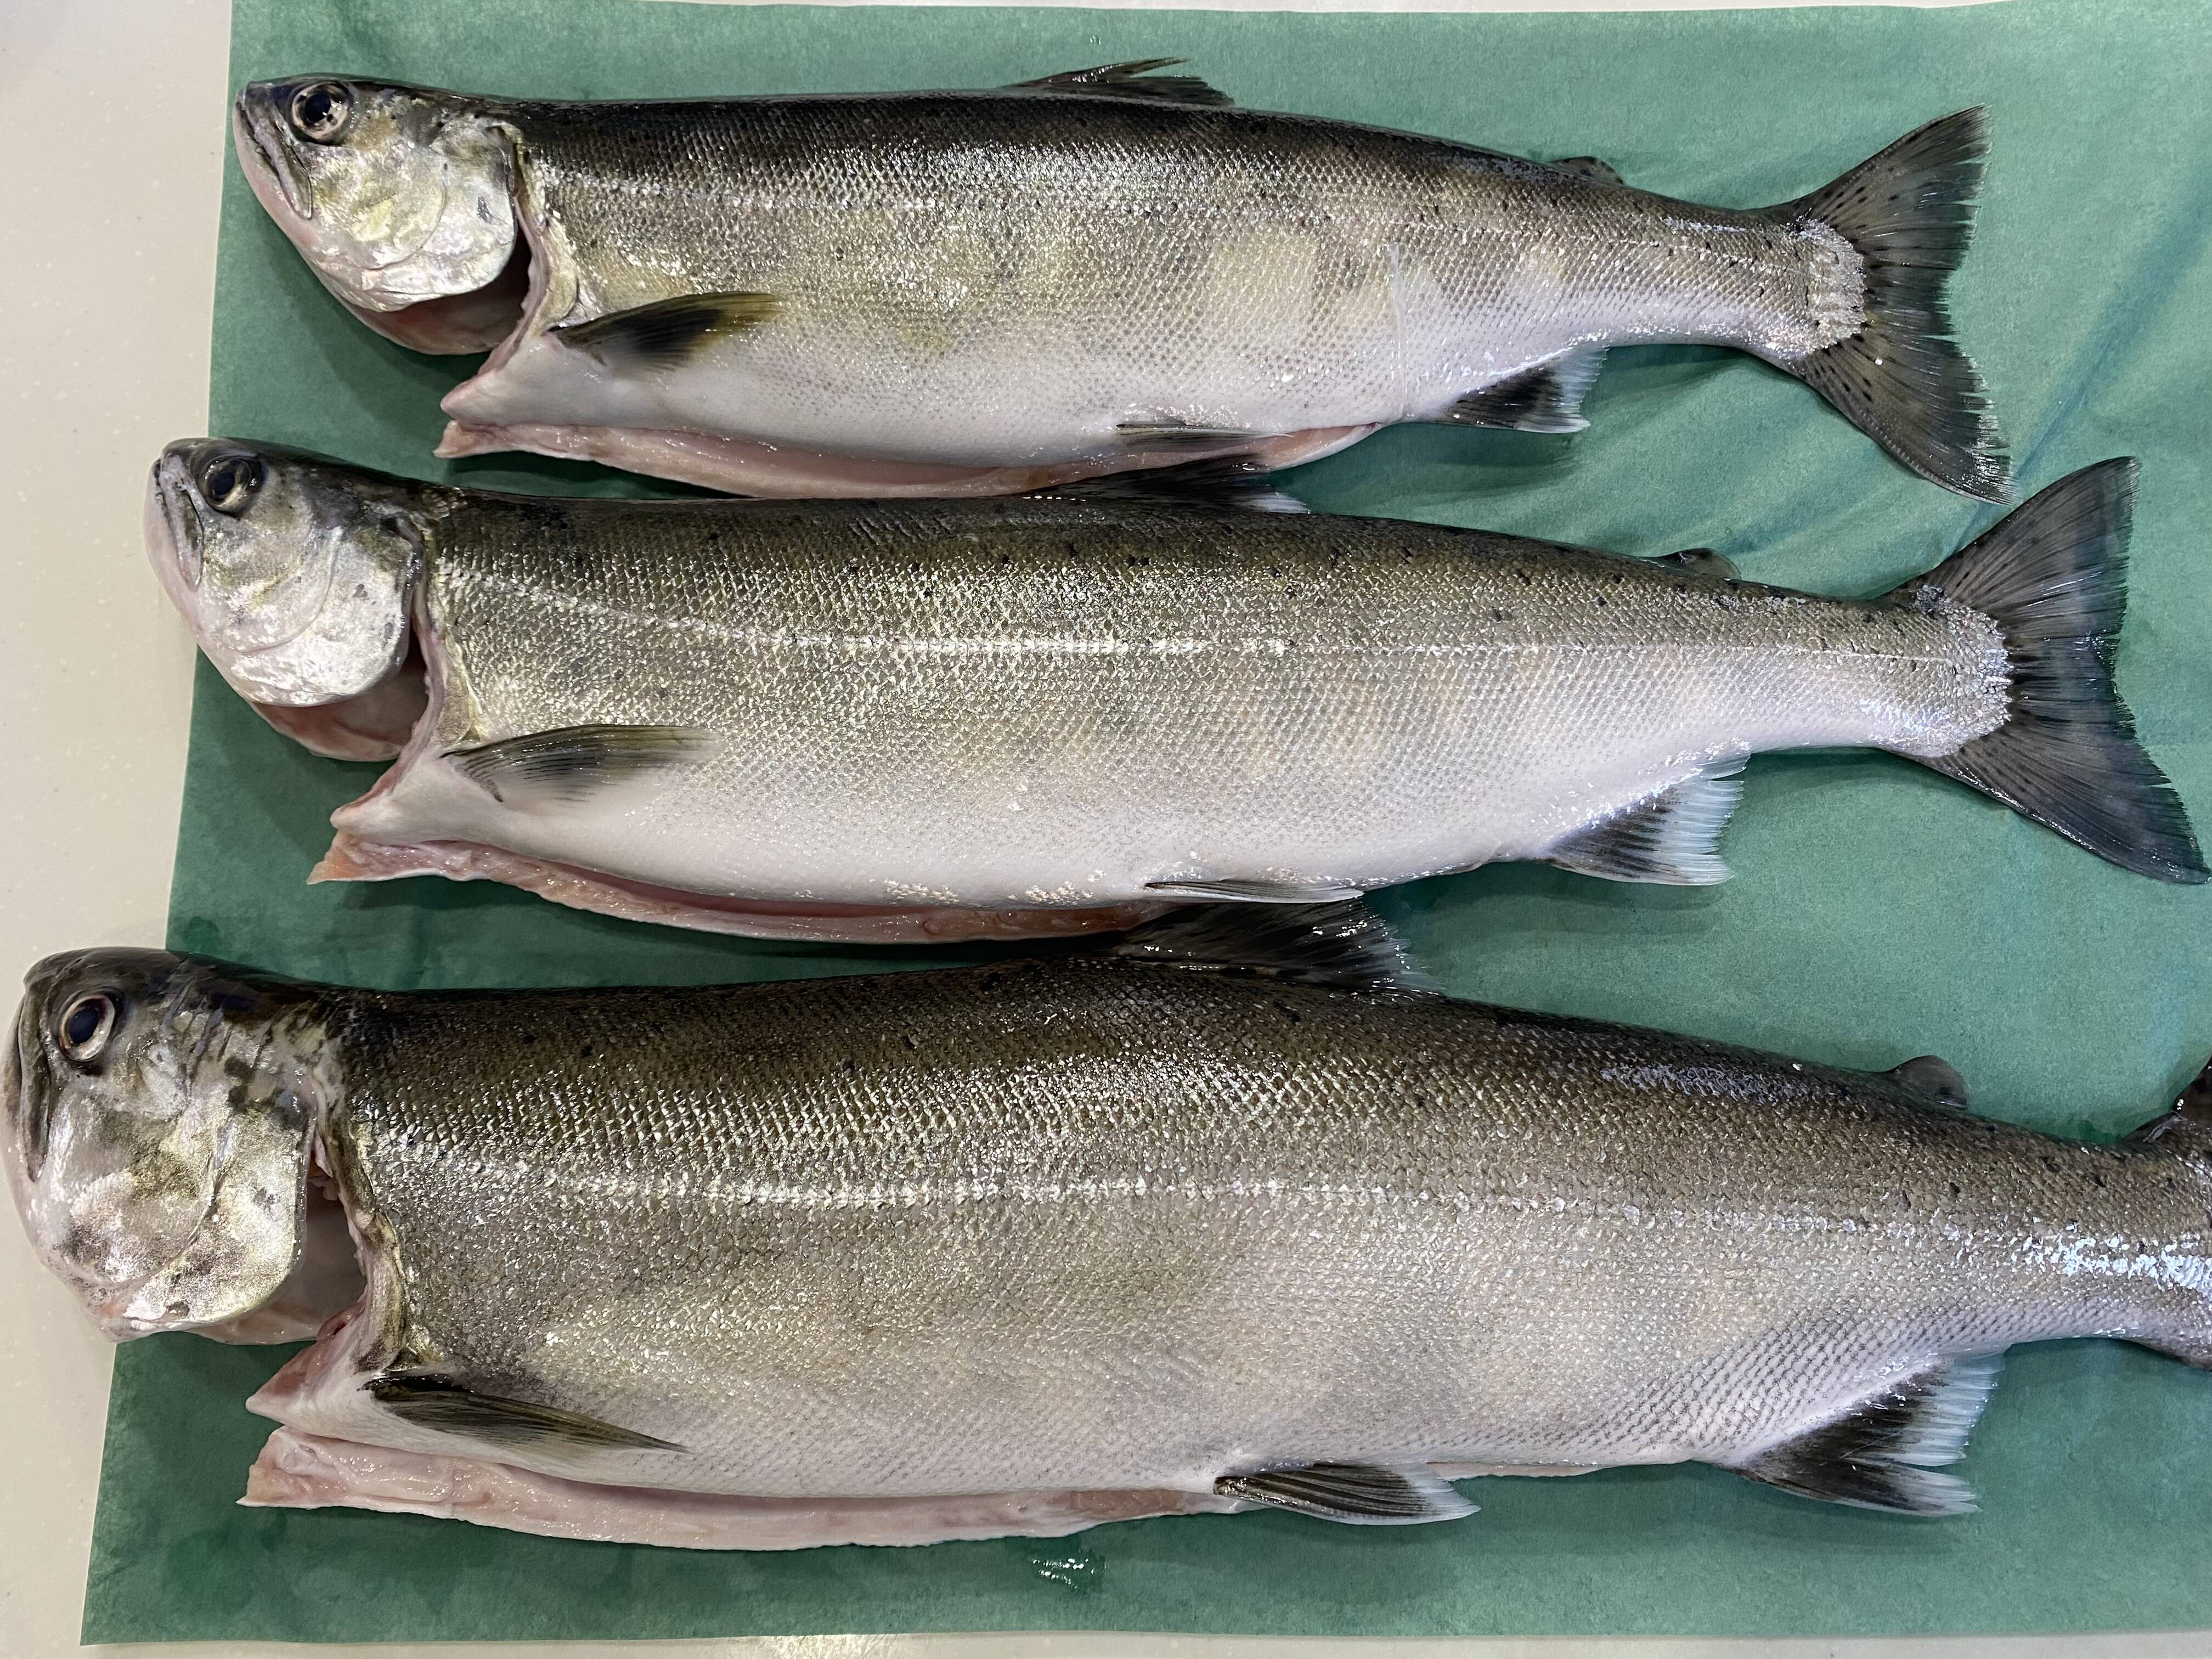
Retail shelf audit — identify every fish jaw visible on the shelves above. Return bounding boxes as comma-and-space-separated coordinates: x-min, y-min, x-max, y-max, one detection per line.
242, 1428, 1238, 1550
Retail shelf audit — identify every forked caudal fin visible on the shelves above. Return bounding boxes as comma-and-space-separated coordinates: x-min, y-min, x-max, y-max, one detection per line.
1895, 459, 2206, 884
1767, 109, 2008, 501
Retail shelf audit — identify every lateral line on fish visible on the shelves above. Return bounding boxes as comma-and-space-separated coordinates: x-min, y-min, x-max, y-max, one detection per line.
445, 577, 2001, 672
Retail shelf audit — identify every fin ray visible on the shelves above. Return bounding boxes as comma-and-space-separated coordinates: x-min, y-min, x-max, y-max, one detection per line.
1547, 766, 1745, 885
1009, 60, 1232, 108
1110, 899, 1437, 995
553, 292, 781, 367
1732, 1355, 2002, 1515
1435, 347, 1606, 434
445, 724, 713, 806
1215, 1462, 1476, 1525
366, 1374, 684, 1453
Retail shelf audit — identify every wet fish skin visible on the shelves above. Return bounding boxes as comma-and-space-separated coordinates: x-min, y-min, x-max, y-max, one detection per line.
7, 919, 2211, 1547
145, 442, 2204, 943
232, 71, 2005, 498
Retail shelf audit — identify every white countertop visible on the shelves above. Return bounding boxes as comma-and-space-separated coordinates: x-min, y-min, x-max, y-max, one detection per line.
4, 1, 2203, 1654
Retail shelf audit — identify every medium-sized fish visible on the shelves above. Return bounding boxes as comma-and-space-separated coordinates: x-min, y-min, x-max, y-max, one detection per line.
231, 65, 2006, 499
145, 441, 2203, 944
8, 906, 2210, 1550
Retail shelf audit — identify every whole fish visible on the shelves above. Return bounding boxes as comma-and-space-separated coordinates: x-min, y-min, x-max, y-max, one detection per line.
9, 907, 2210, 1550
145, 441, 2203, 943
230, 66, 2007, 500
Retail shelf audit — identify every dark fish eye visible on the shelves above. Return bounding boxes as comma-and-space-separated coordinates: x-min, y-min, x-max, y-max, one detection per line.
201, 453, 264, 515
58, 994, 117, 1065
289, 81, 353, 144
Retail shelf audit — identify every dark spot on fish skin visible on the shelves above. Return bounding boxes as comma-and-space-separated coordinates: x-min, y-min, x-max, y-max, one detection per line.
839, 1057, 856, 1074
518, 1031, 535, 1044
2041, 1156, 2062, 1173
579, 1042, 596, 1060
1491, 608, 1508, 622
901, 1034, 919, 1051
1949, 1181, 1961, 1198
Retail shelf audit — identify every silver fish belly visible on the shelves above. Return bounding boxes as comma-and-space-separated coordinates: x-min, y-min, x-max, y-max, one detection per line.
9, 912, 2211, 1550
230, 69, 2007, 499
144, 443, 2205, 942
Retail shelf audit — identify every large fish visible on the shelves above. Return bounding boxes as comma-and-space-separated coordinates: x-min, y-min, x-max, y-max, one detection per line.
145, 441, 2203, 943
8, 907, 2210, 1549
230, 65, 2007, 500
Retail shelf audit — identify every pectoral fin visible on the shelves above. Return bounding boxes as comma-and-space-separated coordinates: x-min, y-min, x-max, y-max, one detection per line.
1215, 1462, 1476, 1525
1011, 60, 1232, 108
445, 724, 713, 806
1887, 1055, 1970, 1108
1117, 419, 1271, 452
1435, 348, 1607, 434
365, 1374, 684, 1453
552, 292, 781, 366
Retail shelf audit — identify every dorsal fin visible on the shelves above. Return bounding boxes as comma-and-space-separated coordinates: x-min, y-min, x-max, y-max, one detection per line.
1550, 155, 1624, 186
1109, 900, 1437, 995
1008, 60, 1232, 108
1887, 1055, 1970, 1108
1034, 458, 1307, 514
1652, 548, 1739, 580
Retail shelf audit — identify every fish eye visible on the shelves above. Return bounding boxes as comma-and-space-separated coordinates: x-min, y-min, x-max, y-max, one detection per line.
288, 81, 353, 144
57, 994, 118, 1065
201, 453, 264, 516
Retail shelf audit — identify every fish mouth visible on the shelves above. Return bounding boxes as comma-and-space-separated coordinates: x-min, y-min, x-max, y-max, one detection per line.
233, 88, 314, 223
144, 445, 204, 604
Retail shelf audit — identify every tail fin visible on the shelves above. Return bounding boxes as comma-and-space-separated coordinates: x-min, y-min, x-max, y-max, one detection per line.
1769, 109, 2008, 501
1896, 459, 2205, 883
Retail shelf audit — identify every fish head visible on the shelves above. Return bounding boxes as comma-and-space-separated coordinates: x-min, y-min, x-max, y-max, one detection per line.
5, 950, 330, 1340
148, 438, 426, 708
232, 76, 516, 319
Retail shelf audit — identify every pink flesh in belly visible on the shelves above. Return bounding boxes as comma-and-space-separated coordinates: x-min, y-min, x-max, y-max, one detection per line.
242, 1428, 1238, 1550
309, 831, 1169, 944
433, 419, 1381, 499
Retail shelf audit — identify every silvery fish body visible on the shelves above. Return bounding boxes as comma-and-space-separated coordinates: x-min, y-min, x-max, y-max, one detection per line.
144, 443, 2204, 944
9, 914, 2211, 1550
230, 67, 2007, 499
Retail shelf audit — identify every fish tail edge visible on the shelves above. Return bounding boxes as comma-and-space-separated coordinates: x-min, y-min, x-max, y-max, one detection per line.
1900, 458, 2206, 884
1768, 108, 2008, 502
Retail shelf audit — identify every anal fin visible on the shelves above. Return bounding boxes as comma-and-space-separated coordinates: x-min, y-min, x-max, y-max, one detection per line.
1215, 1462, 1476, 1526
1144, 877, 1363, 904
1731, 1355, 2003, 1515
1547, 766, 1746, 885
552, 292, 781, 366
1116, 419, 1270, 452
366, 1374, 685, 1453
1110, 899, 1437, 995
444, 724, 713, 806
1435, 347, 1606, 434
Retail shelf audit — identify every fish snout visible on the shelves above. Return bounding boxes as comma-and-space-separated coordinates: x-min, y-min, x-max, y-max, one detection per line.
233, 83, 315, 222
144, 442, 205, 599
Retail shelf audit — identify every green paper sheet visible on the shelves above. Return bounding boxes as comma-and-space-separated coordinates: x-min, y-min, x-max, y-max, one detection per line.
84, 0, 2212, 1641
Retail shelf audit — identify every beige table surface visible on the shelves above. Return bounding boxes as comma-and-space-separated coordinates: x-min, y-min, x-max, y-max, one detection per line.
3, 1, 2203, 1654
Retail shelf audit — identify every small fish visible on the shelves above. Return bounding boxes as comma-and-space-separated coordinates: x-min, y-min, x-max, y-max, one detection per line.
145, 442, 2202, 943
9, 906, 2210, 1550
230, 67, 2007, 499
